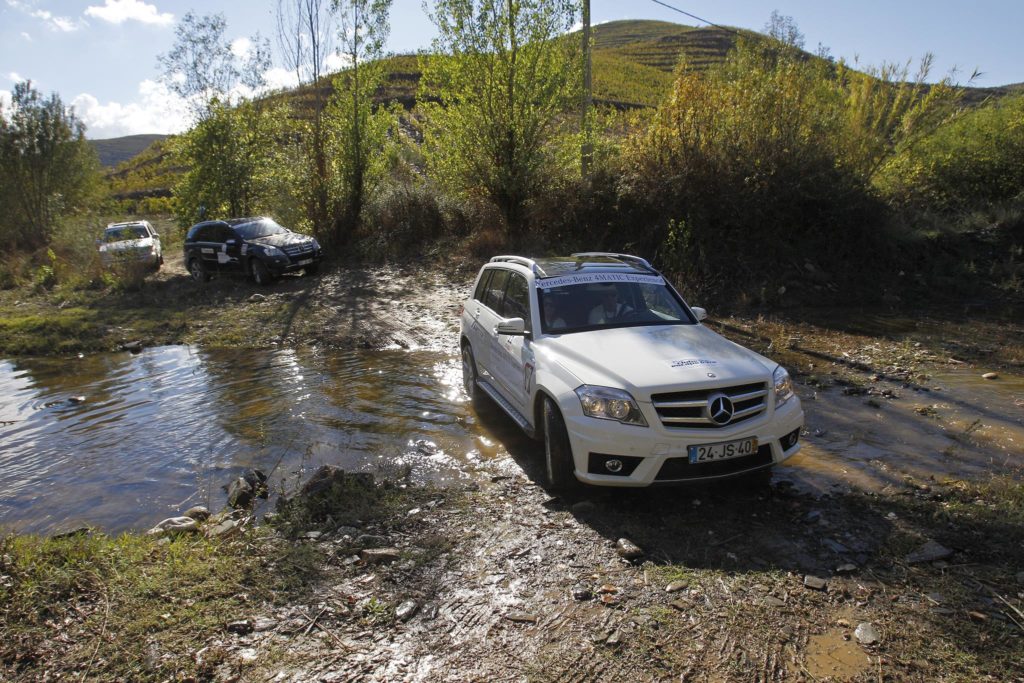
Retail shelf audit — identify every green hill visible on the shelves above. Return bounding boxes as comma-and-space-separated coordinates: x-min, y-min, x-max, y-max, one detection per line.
90, 134, 168, 168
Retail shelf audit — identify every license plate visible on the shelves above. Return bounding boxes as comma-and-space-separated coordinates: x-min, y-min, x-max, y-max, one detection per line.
298, 259, 313, 266
688, 437, 758, 464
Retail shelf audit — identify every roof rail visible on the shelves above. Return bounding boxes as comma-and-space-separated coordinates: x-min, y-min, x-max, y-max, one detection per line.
570, 252, 656, 272
489, 255, 546, 277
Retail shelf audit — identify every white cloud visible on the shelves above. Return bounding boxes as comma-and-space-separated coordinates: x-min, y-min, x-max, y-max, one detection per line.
7, 72, 23, 83
84, 0, 173, 26
325, 52, 354, 72
263, 67, 299, 91
71, 79, 190, 138
21, 31, 32, 41
6, 1, 80, 31
0, 90, 11, 113
230, 37, 252, 58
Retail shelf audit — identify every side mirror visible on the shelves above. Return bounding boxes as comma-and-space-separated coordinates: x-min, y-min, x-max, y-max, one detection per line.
495, 317, 527, 336
691, 306, 707, 322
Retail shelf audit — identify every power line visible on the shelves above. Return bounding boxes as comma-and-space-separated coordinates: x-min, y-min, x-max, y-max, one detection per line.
648, 0, 743, 37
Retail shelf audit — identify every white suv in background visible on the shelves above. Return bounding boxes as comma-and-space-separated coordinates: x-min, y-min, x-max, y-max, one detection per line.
459, 253, 804, 489
98, 220, 163, 269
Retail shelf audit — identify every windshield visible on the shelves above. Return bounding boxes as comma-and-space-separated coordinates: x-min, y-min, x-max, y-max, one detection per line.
539, 279, 695, 334
104, 226, 148, 242
234, 218, 288, 240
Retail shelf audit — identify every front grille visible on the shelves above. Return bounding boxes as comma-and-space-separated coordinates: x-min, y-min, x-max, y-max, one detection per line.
282, 242, 314, 258
651, 381, 768, 429
655, 444, 773, 481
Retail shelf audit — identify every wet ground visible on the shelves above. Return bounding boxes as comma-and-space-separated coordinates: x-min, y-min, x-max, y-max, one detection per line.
3, 259, 1023, 681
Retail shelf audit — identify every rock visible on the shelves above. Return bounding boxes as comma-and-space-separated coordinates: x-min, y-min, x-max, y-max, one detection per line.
395, 600, 419, 622
805, 510, 822, 524
665, 580, 689, 593
762, 596, 786, 607
905, 540, 953, 564
572, 584, 592, 601
355, 534, 388, 547
227, 620, 253, 635
504, 611, 538, 624
669, 600, 688, 612
360, 548, 401, 564
615, 538, 643, 560
301, 531, 323, 541
836, 563, 858, 575
854, 622, 880, 645
968, 611, 989, 622
225, 470, 268, 509
147, 516, 199, 537
252, 617, 278, 632
50, 526, 92, 540
822, 539, 850, 554
803, 575, 827, 591
336, 526, 361, 538
237, 648, 258, 664
605, 629, 623, 647
206, 518, 243, 538
68, 396, 86, 404
982, 372, 998, 380
122, 340, 143, 353
183, 506, 210, 521
414, 440, 439, 455
248, 293, 267, 302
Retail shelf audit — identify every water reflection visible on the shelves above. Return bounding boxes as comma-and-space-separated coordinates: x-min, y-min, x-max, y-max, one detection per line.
0, 345, 489, 535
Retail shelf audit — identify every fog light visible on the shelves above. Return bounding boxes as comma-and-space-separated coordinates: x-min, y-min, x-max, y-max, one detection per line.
783, 429, 801, 449
605, 458, 623, 473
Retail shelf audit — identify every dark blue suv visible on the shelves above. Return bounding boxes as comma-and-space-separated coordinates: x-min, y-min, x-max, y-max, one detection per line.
183, 217, 323, 285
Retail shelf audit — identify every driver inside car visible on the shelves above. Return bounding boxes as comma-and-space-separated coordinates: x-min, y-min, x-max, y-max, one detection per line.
588, 285, 632, 324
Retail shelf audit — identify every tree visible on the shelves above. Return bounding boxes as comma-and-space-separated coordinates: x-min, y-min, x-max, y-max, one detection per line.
420, 0, 581, 237
324, 0, 394, 245
0, 81, 100, 251
276, 0, 339, 236
159, 12, 279, 223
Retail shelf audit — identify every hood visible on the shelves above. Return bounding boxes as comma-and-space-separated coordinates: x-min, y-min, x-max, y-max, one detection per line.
250, 232, 314, 248
541, 324, 775, 400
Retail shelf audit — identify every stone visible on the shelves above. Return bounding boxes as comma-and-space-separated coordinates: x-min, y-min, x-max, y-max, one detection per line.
615, 538, 643, 560
836, 563, 858, 574
395, 600, 419, 622
572, 584, 592, 601
982, 372, 998, 380
183, 506, 210, 521
415, 440, 439, 455
803, 575, 827, 591
762, 596, 785, 607
252, 617, 278, 632
50, 526, 92, 540
360, 548, 401, 564
225, 470, 268, 509
237, 648, 258, 664
968, 611, 989, 622
206, 518, 243, 538
822, 539, 850, 554
505, 611, 538, 624
905, 540, 953, 564
301, 531, 323, 540
854, 622, 880, 645
669, 600, 688, 612
355, 534, 388, 547
227, 620, 253, 635
147, 516, 199, 537
665, 580, 689, 593
605, 629, 623, 647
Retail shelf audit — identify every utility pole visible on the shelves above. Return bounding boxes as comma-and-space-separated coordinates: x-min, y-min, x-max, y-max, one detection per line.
581, 0, 592, 187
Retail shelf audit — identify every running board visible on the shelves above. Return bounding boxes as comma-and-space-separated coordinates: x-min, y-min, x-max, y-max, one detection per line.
476, 379, 536, 438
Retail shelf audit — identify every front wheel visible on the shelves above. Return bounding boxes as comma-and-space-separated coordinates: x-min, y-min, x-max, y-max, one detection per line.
188, 257, 210, 282
542, 398, 576, 491
251, 258, 275, 286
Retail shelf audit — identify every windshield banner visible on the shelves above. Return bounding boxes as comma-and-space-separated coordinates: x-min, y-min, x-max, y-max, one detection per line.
537, 273, 665, 289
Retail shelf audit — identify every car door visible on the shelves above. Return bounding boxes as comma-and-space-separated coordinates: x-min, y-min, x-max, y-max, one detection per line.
472, 268, 509, 386
209, 225, 243, 272
490, 272, 533, 414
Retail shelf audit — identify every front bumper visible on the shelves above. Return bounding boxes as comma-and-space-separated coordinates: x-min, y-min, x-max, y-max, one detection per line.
562, 397, 804, 486
100, 250, 160, 266
264, 251, 322, 275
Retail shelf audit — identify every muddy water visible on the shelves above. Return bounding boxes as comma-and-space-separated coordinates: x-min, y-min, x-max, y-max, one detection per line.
0, 346, 496, 535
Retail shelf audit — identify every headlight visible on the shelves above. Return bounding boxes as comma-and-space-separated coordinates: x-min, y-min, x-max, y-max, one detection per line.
773, 366, 794, 405
311, 238, 321, 250
263, 245, 284, 258
574, 385, 648, 426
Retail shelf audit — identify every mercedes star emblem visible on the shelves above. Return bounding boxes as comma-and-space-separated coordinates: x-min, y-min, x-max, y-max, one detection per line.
707, 393, 735, 425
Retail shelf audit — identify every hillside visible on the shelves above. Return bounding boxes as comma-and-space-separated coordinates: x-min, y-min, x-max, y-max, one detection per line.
90, 134, 168, 168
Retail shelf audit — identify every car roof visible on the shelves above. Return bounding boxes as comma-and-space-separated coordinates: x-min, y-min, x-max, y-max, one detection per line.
489, 253, 659, 279
105, 221, 148, 230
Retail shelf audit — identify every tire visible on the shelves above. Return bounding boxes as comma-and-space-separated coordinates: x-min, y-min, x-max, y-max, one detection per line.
304, 263, 320, 276
188, 257, 210, 283
251, 258, 275, 286
461, 345, 482, 403
542, 397, 576, 491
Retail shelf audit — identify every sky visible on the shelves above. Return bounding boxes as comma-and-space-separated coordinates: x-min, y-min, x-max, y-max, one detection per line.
2, 0, 1022, 139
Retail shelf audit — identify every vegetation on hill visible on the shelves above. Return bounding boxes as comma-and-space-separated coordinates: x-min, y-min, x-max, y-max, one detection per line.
89, 134, 168, 167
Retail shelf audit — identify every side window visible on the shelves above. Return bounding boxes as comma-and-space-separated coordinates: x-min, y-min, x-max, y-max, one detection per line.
473, 269, 493, 303
213, 225, 234, 243
191, 226, 210, 242
502, 273, 530, 322
482, 269, 509, 312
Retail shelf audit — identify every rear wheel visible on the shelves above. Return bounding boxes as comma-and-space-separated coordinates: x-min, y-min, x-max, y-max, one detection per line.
542, 397, 576, 491
461, 345, 482, 404
251, 259, 275, 286
188, 257, 210, 282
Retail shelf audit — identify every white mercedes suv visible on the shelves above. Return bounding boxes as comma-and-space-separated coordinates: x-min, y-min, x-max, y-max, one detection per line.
459, 253, 804, 489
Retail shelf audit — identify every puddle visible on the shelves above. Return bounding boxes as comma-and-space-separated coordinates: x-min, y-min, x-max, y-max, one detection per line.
805, 626, 872, 680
